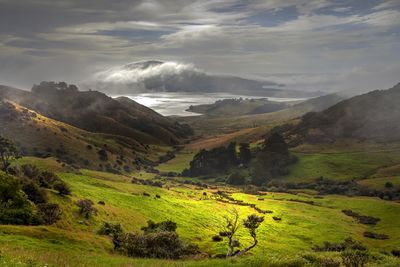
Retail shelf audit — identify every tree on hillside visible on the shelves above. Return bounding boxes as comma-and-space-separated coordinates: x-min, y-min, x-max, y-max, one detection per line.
250, 133, 296, 185
221, 208, 264, 257
0, 135, 19, 173
238, 143, 252, 164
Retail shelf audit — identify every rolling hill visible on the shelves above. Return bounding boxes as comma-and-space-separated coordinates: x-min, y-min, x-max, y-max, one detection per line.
0, 99, 159, 171
0, 82, 193, 145
278, 83, 400, 145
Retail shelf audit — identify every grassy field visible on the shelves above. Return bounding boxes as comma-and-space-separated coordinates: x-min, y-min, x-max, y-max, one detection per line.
274, 143, 400, 182
1, 157, 400, 266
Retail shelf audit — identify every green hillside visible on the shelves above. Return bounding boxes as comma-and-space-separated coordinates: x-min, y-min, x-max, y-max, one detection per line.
1, 157, 399, 267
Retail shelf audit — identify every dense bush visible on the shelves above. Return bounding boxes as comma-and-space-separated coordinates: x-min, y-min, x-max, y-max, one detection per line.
22, 181, 48, 204
0, 173, 37, 225
116, 219, 198, 259
226, 171, 247, 185
313, 238, 366, 252
141, 219, 177, 233
342, 210, 380, 225
53, 181, 71, 196
76, 199, 97, 218
212, 235, 223, 242
37, 203, 62, 225
182, 142, 237, 177
98, 222, 124, 237
120, 231, 198, 259
341, 249, 369, 267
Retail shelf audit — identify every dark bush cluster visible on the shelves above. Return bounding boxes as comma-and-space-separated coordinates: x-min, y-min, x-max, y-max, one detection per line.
131, 177, 163, 187
259, 177, 400, 200
98, 222, 123, 237
182, 142, 237, 177
342, 210, 380, 225
19, 164, 71, 196
114, 219, 198, 259
341, 249, 369, 267
76, 199, 97, 219
0, 164, 65, 225
363, 231, 389, 240
182, 134, 297, 187
312, 238, 366, 252
182, 180, 208, 188
212, 235, 223, 242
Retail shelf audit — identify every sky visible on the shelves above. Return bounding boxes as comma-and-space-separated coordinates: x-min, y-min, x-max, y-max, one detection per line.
0, 0, 399, 92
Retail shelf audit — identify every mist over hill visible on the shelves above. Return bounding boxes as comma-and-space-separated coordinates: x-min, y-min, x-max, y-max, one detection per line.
277, 83, 400, 145
0, 82, 193, 145
86, 60, 318, 98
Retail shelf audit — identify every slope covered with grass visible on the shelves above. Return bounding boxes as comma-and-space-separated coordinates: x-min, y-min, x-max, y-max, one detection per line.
0, 157, 399, 266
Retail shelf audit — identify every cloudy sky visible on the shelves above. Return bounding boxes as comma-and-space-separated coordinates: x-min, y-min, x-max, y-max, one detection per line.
0, 0, 399, 92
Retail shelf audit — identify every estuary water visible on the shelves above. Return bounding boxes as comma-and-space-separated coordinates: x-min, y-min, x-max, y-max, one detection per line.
114, 92, 306, 116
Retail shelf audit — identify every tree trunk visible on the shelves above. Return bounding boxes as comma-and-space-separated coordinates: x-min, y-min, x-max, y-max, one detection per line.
233, 238, 257, 257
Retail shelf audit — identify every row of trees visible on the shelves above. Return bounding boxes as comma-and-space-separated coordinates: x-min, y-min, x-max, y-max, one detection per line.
182, 133, 297, 186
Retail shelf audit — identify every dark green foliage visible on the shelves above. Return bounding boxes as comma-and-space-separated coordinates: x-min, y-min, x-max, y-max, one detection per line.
98, 149, 108, 161
0, 135, 19, 173
226, 171, 246, 185
22, 181, 48, 204
37, 203, 62, 225
0, 172, 36, 225
392, 250, 400, 257
251, 133, 297, 186
98, 222, 124, 237
341, 249, 369, 267
341, 210, 380, 225
53, 181, 71, 196
141, 219, 177, 233
312, 238, 366, 252
238, 143, 251, 164
76, 199, 97, 219
117, 219, 197, 259
212, 235, 223, 242
37, 171, 59, 188
120, 231, 198, 259
20, 164, 40, 180
183, 142, 237, 176
385, 182, 393, 188
363, 231, 389, 240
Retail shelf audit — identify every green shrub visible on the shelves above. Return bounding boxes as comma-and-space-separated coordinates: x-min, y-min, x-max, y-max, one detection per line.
76, 199, 97, 218
22, 181, 48, 204
0, 172, 36, 225
341, 249, 369, 267
37, 203, 62, 225
141, 219, 177, 233
98, 222, 124, 237
120, 231, 198, 259
212, 235, 223, 242
53, 181, 71, 196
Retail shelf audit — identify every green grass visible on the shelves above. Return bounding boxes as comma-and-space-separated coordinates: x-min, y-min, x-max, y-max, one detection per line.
157, 150, 195, 173
1, 157, 400, 266
280, 148, 400, 182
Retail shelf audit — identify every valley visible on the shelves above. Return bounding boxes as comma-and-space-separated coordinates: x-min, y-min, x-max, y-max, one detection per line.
1, 82, 400, 266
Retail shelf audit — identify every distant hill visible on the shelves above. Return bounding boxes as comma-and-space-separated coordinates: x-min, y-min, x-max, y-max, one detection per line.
277, 83, 400, 144
0, 100, 151, 171
87, 60, 319, 98
186, 98, 291, 116
179, 93, 345, 136
0, 82, 192, 145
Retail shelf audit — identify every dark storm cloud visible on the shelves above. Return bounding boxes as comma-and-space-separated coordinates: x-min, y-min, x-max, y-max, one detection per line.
0, 0, 399, 92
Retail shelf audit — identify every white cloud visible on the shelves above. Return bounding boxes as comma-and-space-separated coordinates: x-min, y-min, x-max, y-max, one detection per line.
92, 60, 200, 84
